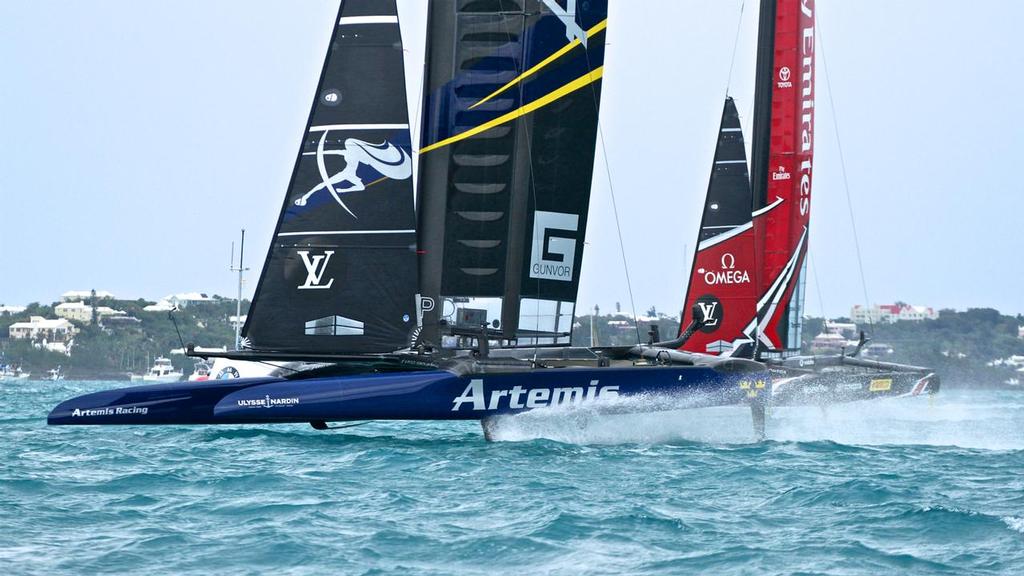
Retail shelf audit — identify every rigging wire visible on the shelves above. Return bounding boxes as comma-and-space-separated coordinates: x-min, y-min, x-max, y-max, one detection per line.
818, 20, 874, 334
724, 0, 747, 98
496, 10, 546, 355
808, 250, 828, 320
583, 31, 642, 346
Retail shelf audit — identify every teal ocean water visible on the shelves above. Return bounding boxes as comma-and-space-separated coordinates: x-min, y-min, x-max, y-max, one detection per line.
2, 381, 1023, 575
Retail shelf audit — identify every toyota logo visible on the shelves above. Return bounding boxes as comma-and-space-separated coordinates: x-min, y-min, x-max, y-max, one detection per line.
778, 67, 791, 82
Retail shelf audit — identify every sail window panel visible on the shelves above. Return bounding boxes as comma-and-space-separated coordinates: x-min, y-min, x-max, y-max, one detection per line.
454, 182, 507, 195
443, 296, 504, 327
517, 298, 573, 346
454, 211, 505, 222
458, 239, 503, 249
452, 154, 511, 168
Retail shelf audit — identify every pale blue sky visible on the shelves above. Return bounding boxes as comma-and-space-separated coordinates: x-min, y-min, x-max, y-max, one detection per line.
1, 1, 1021, 318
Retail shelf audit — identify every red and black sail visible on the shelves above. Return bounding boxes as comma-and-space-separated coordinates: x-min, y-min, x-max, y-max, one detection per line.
680, 0, 815, 358
751, 0, 815, 355
679, 98, 758, 357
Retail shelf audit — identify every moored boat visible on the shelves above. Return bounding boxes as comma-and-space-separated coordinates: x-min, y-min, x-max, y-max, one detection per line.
0, 364, 31, 381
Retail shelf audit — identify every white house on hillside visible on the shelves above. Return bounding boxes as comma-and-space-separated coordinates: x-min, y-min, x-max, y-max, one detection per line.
8, 316, 78, 354
851, 304, 938, 324
55, 301, 127, 323
165, 292, 214, 308
61, 290, 115, 302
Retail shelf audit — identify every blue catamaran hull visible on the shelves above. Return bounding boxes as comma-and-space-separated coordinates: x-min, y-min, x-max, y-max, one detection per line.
48, 366, 769, 426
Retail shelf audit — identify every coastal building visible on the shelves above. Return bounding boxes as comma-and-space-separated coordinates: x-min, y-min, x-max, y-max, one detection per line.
101, 315, 141, 329
61, 290, 115, 302
824, 321, 858, 339
54, 301, 128, 323
8, 316, 78, 354
164, 292, 214, 308
142, 293, 214, 312
810, 332, 847, 354
0, 305, 27, 315
850, 303, 938, 324
1018, 326, 1024, 340
8, 316, 76, 341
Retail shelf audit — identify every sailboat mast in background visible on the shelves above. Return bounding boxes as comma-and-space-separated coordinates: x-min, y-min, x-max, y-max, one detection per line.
229, 229, 248, 351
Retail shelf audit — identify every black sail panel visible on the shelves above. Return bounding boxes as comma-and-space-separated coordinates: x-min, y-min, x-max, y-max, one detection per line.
242, 0, 418, 354
418, 0, 608, 347
697, 98, 752, 236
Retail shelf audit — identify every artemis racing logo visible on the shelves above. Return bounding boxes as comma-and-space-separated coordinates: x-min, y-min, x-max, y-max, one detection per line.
297, 250, 334, 290
529, 211, 579, 282
451, 379, 619, 412
71, 406, 149, 417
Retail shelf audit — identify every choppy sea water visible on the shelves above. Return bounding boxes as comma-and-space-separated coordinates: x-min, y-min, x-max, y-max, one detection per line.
2, 381, 1023, 575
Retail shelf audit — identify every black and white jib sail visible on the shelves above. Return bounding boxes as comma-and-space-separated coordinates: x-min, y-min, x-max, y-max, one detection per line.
417, 0, 608, 347
243, 0, 418, 354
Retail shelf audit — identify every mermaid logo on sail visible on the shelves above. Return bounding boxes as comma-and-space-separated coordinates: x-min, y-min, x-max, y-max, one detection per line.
294, 130, 412, 218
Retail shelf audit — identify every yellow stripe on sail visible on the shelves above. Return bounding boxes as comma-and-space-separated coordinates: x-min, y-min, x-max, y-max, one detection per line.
420, 66, 604, 155
468, 19, 608, 111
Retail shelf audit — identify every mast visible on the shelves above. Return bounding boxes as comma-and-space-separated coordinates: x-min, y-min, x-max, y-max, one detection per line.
230, 229, 248, 350
749, 0, 816, 356
750, 0, 777, 215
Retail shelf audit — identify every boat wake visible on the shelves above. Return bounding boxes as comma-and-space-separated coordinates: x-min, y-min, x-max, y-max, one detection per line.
487, 390, 1024, 449
486, 393, 761, 445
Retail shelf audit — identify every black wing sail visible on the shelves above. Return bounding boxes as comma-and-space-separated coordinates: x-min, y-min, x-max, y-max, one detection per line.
417, 0, 608, 348
242, 0, 418, 354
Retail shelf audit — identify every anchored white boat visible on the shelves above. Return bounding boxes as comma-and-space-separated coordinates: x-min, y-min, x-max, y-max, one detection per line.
136, 357, 183, 383
0, 364, 30, 381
